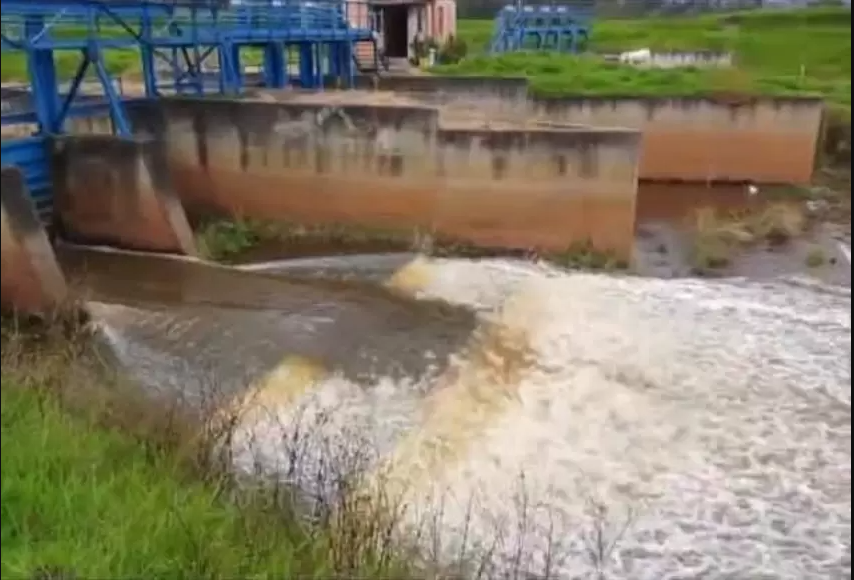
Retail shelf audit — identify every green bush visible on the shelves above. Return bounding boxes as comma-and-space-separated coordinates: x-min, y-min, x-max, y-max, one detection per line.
437, 35, 469, 65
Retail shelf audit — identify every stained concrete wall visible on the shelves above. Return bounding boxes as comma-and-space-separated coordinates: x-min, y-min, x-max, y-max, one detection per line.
1, 166, 68, 315
126, 97, 642, 259
66, 115, 116, 136
51, 135, 197, 256
356, 75, 824, 184
529, 96, 824, 184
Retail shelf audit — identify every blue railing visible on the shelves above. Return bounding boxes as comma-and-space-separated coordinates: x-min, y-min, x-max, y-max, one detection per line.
1, 137, 52, 220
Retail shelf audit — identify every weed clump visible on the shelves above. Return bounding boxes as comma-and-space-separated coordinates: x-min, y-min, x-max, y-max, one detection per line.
689, 202, 806, 274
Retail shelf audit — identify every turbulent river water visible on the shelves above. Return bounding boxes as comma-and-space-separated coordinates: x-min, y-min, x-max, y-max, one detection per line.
59, 244, 852, 580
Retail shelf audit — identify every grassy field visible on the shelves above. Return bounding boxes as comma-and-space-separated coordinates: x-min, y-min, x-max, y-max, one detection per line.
0, 328, 410, 579
0, 7, 849, 112
2, 388, 313, 578
443, 7, 850, 109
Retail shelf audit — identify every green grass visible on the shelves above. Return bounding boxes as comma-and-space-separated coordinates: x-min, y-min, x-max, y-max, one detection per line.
0, 384, 339, 579
1, 7, 849, 113
446, 7, 850, 110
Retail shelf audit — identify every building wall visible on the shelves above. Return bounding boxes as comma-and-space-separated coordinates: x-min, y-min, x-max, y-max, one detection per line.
433, 0, 456, 42
346, 0, 371, 28
345, 0, 457, 44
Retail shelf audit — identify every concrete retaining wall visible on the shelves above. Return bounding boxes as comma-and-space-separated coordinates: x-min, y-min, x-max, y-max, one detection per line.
51, 135, 197, 255
1, 166, 67, 315
358, 76, 824, 184
128, 97, 642, 259
530, 96, 824, 184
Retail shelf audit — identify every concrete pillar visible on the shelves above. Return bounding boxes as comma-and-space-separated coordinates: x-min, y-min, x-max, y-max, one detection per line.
1, 167, 68, 316
51, 135, 197, 256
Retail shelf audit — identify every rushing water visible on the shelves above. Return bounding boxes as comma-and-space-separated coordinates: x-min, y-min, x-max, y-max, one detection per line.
62, 245, 852, 580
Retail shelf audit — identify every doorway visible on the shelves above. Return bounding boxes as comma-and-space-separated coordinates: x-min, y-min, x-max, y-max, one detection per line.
381, 5, 409, 59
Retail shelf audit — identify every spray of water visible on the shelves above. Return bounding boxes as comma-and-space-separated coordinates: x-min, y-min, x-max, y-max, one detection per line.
90, 255, 851, 579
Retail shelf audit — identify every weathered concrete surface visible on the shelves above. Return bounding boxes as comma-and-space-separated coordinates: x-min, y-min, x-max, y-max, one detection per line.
432, 127, 640, 255
127, 95, 641, 260
347, 76, 823, 184
530, 97, 824, 184
0, 166, 68, 315
66, 115, 116, 136
51, 135, 197, 255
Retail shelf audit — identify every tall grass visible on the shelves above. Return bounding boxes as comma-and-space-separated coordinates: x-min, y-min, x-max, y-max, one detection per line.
0, 320, 412, 579
1, 387, 327, 579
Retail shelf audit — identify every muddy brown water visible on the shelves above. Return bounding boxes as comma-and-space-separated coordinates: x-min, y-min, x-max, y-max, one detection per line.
46, 177, 851, 579
56, 243, 478, 405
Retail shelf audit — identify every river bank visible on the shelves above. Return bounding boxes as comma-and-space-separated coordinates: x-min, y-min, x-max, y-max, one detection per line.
0, 323, 414, 579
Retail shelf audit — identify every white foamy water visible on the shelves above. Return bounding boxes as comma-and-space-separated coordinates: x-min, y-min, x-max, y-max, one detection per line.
91, 256, 852, 579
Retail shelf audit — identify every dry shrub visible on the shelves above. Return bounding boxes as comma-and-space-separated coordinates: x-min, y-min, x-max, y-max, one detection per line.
690, 202, 806, 273
750, 202, 806, 244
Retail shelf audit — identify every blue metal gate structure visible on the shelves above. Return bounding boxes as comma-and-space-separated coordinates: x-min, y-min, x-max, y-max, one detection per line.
1, 0, 377, 220
489, 2, 593, 54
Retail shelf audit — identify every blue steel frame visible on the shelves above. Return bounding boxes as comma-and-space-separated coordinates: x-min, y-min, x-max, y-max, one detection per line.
489, 2, 593, 54
1, 0, 377, 219
2, 0, 376, 136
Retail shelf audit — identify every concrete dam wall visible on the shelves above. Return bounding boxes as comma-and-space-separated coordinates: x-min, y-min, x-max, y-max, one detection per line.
2, 78, 827, 316
1, 136, 199, 315
1, 167, 68, 315
127, 95, 641, 259
52, 135, 197, 256
350, 75, 825, 185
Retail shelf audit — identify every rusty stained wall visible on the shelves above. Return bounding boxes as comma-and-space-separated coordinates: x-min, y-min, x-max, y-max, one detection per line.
529, 97, 824, 184
51, 135, 197, 255
434, 128, 640, 255
1, 167, 68, 315
66, 115, 116, 136
133, 98, 642, 259
367, 76, 824, 184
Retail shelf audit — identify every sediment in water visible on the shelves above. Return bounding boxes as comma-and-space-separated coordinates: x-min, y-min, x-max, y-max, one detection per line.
51, 247, 852, 580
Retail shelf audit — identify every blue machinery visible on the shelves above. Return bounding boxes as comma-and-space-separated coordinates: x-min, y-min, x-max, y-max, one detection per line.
489, 1, 593, 54
1, 0, 378, 217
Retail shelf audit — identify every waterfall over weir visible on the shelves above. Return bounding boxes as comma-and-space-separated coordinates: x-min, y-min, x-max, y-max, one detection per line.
61, 245, 852, 580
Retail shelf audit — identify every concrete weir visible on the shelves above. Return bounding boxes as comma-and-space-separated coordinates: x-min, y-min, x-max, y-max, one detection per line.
340, 75, 825, 185
0, 167, 67, 315
2, 77, 828, 316
51, 135, 197, 256
2, 133, 196, 316
129, 92, 642, 260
